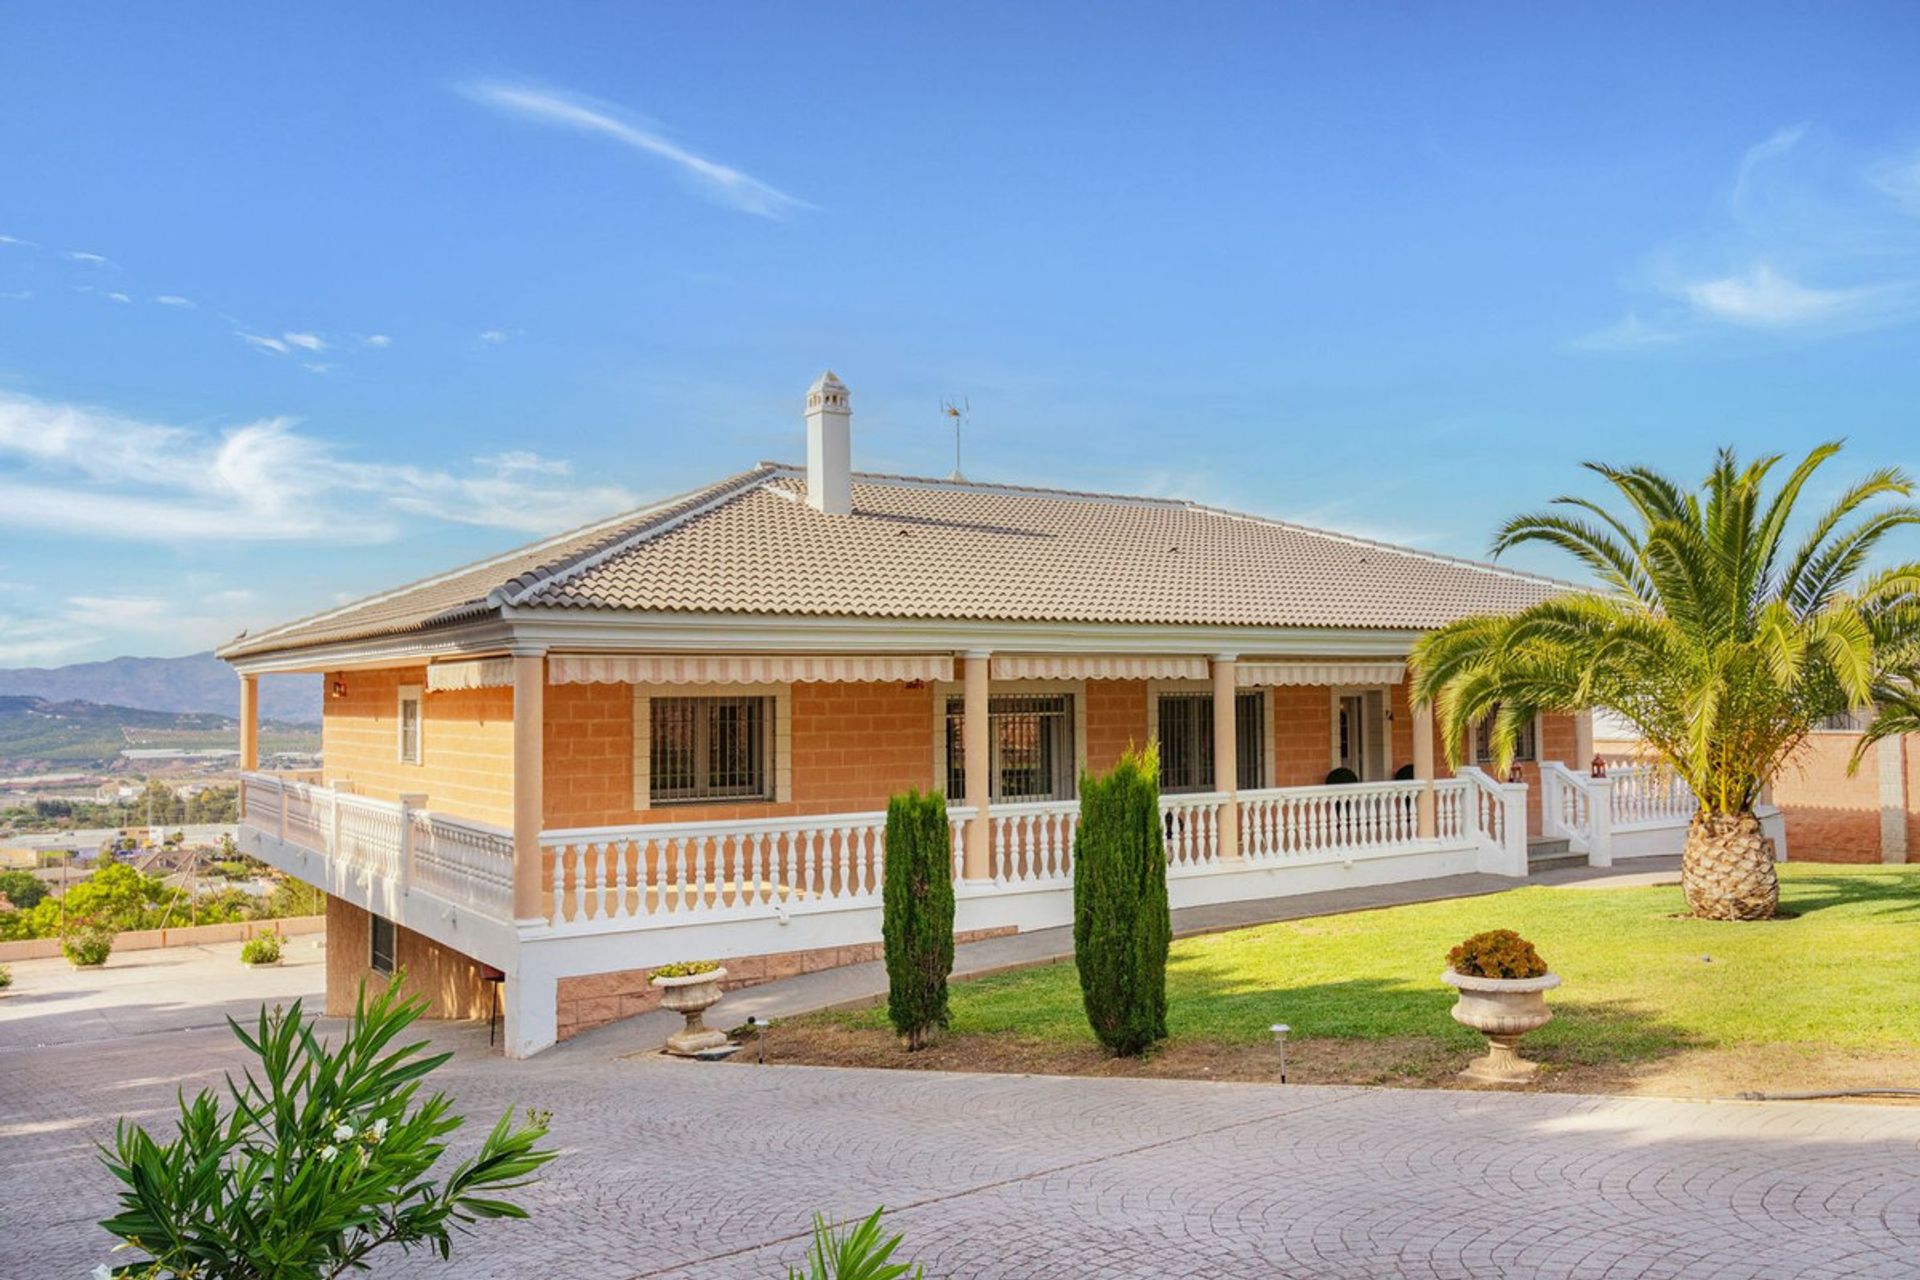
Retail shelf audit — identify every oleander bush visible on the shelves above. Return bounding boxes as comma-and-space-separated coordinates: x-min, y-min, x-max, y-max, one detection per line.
96, 977, 555, 1278
882, 788, 954, 1050
787, 1207, 923, 1280
1447, 928, 1549, 980
1073, 745, 1170, 1057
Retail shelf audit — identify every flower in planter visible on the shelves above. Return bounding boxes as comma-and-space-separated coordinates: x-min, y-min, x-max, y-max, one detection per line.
1446, 929, 1548, 979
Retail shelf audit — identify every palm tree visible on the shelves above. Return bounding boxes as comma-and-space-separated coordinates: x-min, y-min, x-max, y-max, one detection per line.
1410, 443, 1920, 921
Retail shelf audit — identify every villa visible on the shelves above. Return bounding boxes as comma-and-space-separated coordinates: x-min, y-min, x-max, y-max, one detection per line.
220, 372, 1712, 1057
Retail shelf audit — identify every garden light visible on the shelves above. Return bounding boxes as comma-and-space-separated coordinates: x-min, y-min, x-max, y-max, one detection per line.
1270, 1023, 1290, 1083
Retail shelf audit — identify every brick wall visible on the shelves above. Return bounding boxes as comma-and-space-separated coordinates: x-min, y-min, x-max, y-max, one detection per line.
1085, 679, 1147, 774
322, 666, 514, 826
324, 895, 493, 1020
1772, 733, 1885, 863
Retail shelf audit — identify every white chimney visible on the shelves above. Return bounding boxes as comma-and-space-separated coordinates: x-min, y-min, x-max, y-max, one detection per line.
804, 370, 852, 514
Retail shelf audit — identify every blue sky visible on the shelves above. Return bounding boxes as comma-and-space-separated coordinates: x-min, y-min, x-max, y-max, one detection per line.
2, 3, 1918, 665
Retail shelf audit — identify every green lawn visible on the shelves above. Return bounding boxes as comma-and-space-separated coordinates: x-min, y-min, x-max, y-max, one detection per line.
825, 863, 1920, 1072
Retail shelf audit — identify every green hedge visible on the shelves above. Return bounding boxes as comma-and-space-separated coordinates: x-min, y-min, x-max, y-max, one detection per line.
883, 789, 955, 1049
1072, 746, 1170, 1056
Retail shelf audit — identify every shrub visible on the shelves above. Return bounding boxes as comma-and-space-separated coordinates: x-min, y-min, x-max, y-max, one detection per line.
62, 922, 115, 967
1447, 929, 1549, 979
98, 978, 555, 1277
650, 959, 722, 980
788, 1207, 923, 1280
0, 964, 11, 990
1072, 745, 1170, 1057
240, 933, 283, 965
882, 789, 955, 1051
0, 868, 48, 911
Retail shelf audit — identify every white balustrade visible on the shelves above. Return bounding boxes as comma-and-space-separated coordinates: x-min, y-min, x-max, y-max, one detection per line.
238, 770, 514, 919
1607, 764, 1696, 828
1239, 779, 1457, 861
986, 800, 1079, 884
1161, 792, 1225, 869
540, 810, 891, 926
1540, 763, 1592, 843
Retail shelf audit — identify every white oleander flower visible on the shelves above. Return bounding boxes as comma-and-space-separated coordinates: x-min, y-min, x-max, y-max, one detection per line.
368, 1117, 389, 1141
319, 1144, 339, 1162
332, 1122, 354, 1142
92, 1265, 114, 1280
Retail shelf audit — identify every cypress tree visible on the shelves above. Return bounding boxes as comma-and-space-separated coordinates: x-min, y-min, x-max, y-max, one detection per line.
882, 788, 955, 1050
1072, 745, 1170, 1056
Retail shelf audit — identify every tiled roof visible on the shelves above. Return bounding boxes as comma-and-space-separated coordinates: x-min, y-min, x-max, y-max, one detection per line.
220, 464, 1575, 659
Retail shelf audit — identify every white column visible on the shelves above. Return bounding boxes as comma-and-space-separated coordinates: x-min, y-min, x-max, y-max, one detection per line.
1413, 698, 1436, 838
1212, 655, 1239, 859
512, 654, 546, 922
963, 651, 992, 880
503, 942, 559, 1060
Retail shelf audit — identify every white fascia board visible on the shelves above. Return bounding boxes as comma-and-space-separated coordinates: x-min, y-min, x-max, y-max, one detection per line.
221, 618, 521, 676
497, 606, 1424, 659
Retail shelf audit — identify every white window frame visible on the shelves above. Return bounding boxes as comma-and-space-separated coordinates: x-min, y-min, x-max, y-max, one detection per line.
1146, 679, 1271, 792
632, 682, 792, 812
395, 684, 423, 766
932, 679, 1088, 804
1327, 685, 1395, 781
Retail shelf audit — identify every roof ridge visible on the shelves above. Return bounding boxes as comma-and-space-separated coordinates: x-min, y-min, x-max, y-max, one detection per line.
492, 464, 781, 608
758, 461, 1193, 508
218, 465, 776, 657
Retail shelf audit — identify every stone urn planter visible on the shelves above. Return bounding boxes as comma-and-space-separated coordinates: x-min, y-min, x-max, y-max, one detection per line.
1442, 969, 1561, 1084
652, 966, 729, 1056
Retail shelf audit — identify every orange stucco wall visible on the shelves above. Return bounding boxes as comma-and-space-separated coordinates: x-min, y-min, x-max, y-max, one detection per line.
323, 895, 493, 1020
321, 666, 514, 826
324, 663, 1572, 840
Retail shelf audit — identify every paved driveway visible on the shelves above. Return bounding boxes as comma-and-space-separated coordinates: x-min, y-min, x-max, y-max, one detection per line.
5, 946, 1918, 1280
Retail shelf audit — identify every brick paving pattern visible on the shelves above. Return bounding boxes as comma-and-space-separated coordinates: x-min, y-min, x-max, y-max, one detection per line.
5, 1000, 1918, 1279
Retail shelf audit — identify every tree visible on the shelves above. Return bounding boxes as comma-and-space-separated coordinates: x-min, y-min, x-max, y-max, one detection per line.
1411, 443, 1920, 921
0, 868, 47, 911
881, 790, 955, 1050
98, 978, 555, 1278
1072, 746, 1170, 1055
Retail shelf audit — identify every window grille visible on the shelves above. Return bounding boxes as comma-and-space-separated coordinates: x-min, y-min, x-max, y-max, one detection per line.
945, 694, 1076, 802
650, 696, 773, 803
1157, 692, 1265, 792
369, 913, 396, 975
1815, 708, 1872, 732
1473, 705, 1538, 764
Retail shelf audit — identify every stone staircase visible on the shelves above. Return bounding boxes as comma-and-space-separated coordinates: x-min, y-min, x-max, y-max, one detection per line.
1527, 837, 1586, 874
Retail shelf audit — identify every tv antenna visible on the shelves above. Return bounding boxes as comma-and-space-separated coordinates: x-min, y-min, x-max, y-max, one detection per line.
940, 396, 970, 481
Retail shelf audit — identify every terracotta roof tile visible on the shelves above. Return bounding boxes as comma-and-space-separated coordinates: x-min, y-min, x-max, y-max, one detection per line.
222, 464, 1575, 659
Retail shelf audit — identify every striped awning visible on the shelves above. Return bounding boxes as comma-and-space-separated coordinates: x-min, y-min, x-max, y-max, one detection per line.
547, 654, 955, 686
425, 656, 515, 692
990, 655, 1208, 681
1237, 661, 1406, 687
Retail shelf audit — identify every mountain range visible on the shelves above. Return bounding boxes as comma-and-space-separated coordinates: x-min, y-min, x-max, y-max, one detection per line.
0, 652, 321, 723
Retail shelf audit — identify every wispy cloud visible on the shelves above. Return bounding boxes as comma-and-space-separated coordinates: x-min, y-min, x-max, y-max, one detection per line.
363, 333, 392, 348
0, 234, 36, 249
283, 331, 326, 352
105, 291, 132, 304
238, 332, 290, 355
460, 82, 810, 217
478, 329, 511, 345
153, 294, 194, 308
0, 390, 638, 543
1576, 126, 1920, 351
62, 250, 113, 266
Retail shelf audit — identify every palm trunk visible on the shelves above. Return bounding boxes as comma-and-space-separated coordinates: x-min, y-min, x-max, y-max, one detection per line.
1681, 810, 1778, 921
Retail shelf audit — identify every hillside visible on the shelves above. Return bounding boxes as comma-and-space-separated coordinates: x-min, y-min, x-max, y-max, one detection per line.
0, 695, 318, 770
0, 652, 320, 722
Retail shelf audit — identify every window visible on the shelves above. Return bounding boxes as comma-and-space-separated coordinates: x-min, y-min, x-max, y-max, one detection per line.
945, 694, 1077, 802
396, 686, 422, 765
650, 695, 774, 804
1473, 705, 1538, 764
1816, 708, 1872, 732
369, 913, 396, 975
1157, 693, 1265, 792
